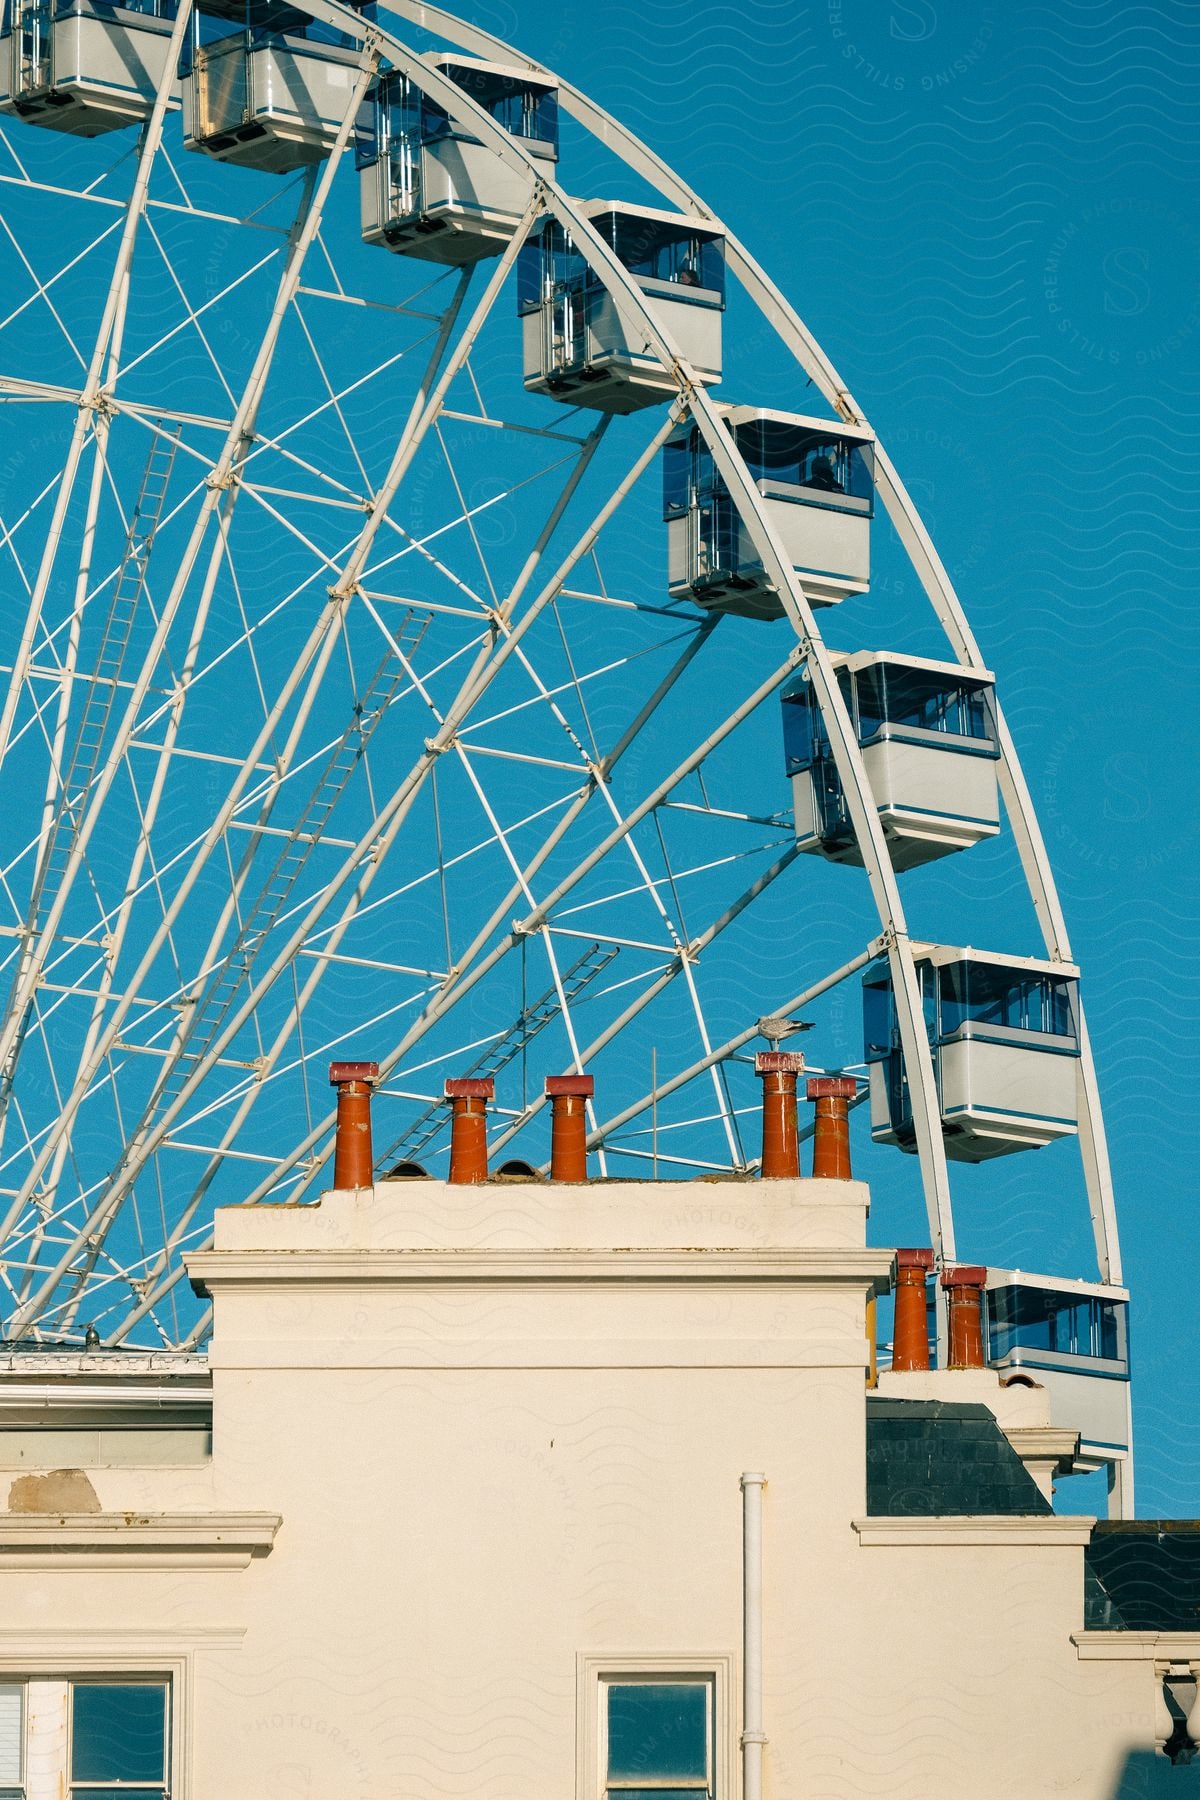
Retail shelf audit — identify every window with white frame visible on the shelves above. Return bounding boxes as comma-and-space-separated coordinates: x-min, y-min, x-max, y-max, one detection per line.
599, 1674, 716, 1799
0, 1679, 170, 1800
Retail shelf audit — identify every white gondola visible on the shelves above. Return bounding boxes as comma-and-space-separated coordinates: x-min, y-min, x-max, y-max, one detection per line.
358, 55, 558, 264
519, 200, 725, 414
0, 0, 177, 135
663, 408, 875, 618
782, 652, 1001, 871
180, 0, 365, 173
985, 1269, 1132, 1471
863, 945, 1081, 1160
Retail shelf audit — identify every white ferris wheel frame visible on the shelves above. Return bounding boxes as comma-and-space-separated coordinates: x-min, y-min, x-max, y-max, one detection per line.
0, 0, 1122, 1360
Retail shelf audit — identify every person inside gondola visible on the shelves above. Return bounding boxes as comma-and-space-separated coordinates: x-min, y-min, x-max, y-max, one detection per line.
807, 452, 842, 493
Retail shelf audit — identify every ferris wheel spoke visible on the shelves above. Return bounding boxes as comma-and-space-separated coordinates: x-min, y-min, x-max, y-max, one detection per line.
0, 207, 93, 373
0, 214, 123, 346
128, 217, 279, 406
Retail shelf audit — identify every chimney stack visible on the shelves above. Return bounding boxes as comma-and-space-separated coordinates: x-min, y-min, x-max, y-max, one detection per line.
545, 1074, 594, 1182
941, 1265, 988, 1370
329, 1061, 380, 1190
755, 1051, 805, 1179
445, 1077, 494, 1184
807, 1076, 856, 1180
891, 1247, 935, 1371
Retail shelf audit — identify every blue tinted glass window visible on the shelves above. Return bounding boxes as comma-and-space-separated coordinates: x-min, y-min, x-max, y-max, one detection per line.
1046, 980, 1073, 1037
517, 235, 543, 312
734, 423, 872, 505
606, 1682, 708, 1786
939, 965, 1074, 1038
592, 214, 725, 300
862, 975, 894, 1061
517, 223, 583, 312
73, 1790, 164, 1799
871, 668, 991, 739
71, 1684, 166, 1785
854, 667, 885, 741
663, 436, 692, 518
781, 685, 815, 774
1101, 1303, 1129, 1353
987, 1288, 1126, 1362
439, 62, 557, 146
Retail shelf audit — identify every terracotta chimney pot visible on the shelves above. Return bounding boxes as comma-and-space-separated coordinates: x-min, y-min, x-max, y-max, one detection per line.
891, 1247, 935, 1371
941, 1264, 989, 1370
328, 1061, 379, 1190
545, 1074, 594, 1183
755, 1051, 805, 1179
445, 1077, 494, 1185
806, 1075, 856, 1180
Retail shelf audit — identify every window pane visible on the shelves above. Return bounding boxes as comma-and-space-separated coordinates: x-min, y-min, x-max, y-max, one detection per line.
781, 687, 814, 774
0, 1685, 21, 1784
862, 976, 894, 1061
607, 1683, 708, 1784
1098, 1301, 1121, 1360
71, 1686, 166, 1784
72, 1789, 165, 1799
609, 1790, 707, 1798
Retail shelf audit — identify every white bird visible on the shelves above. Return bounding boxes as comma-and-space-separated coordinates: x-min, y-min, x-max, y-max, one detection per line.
757, 1016, 814, 1052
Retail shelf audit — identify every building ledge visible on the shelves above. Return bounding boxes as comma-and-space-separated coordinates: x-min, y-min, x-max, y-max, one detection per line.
853, 1515, 1095, 1547
1001, 1426, 1081, 1464
0, 1511, 280, 1569
1072, 1632, 1200, 1663
187, 1246, 894, 1295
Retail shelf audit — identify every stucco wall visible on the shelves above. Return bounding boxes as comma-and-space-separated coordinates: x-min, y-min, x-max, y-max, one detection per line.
0, 1175, 1164, 1797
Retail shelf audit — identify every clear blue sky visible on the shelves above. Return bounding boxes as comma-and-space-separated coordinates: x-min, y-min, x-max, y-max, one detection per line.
478, 0, 1200, 1515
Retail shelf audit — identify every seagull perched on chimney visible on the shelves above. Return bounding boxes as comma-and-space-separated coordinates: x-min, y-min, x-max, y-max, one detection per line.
757, 1016, 814, 1053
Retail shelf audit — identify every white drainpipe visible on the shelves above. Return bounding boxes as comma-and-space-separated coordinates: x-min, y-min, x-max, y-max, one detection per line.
741, 1472, 767, 1800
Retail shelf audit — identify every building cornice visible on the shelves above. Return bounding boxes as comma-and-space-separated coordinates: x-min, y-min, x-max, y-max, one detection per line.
0, 1511, 280, 1569
1072, 1632, 1200, 1663
853, 1515, 1095, 1547
187, 1245, 894, 1296
1000, 1427, 1081, 1462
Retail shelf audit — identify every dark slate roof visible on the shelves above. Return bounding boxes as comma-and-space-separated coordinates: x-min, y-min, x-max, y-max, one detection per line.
1085, 1522, 1200, 1631
866, 1398, 1052, 1517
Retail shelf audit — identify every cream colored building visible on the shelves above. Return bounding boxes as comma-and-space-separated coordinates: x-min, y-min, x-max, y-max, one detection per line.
0, 1163, 1193, 1797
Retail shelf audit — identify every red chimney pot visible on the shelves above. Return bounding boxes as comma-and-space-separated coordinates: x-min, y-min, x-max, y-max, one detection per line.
756, 1052, 803, 1179
891, 1246, 935, 1371
807, 1075, 856, 1180
328, 1060, 379, 1190
941, 1264, 989, 1369
445, 1077, 494, 1184
545, 1073, 594, 1182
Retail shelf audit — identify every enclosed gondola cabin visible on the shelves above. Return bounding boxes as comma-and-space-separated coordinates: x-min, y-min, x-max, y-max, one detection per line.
782, 652, 1001, 871
519, 201, 725, 414
663, 408, 875, 618
863, 946, 1081, 1161
358, 56, 557, 265
180, 0, 367, 173
984, 1270, 1132, 1478
0, 0, 177, 135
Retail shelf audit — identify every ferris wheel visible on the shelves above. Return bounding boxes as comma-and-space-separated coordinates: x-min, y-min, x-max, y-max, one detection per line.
0, 0, 1130, 1499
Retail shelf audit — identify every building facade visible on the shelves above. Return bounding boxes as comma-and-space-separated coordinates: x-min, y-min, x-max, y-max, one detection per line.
0, 1130, 1193, 1797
